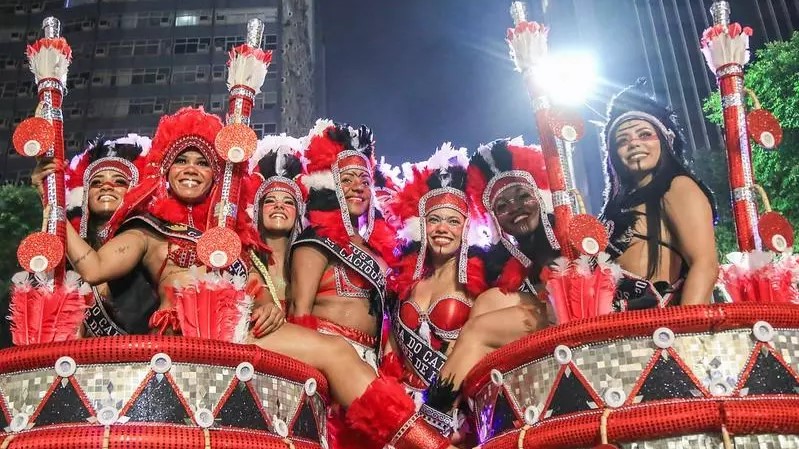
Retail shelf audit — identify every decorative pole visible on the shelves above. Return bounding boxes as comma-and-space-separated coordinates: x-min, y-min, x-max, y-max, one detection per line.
700, 1, 759, 251
13, 18, 72, 282
198, 19, 272, 269
9, 18, 90, 345
506, 2, 575, 259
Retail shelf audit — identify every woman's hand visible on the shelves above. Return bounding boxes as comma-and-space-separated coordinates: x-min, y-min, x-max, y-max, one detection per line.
250, 302, 286, 337
30, 157, 59, 197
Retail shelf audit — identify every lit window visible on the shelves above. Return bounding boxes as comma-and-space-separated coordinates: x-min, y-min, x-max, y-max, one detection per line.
175, 15, 198, 27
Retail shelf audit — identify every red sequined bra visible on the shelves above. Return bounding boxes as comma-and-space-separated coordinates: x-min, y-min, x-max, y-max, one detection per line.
398, 293, 473, 343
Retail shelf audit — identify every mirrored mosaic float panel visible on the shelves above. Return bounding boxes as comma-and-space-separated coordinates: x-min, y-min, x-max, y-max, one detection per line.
0, 336, 330, 449
464, 304, 799, 449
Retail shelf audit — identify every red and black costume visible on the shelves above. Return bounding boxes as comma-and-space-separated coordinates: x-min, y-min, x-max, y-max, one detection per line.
65, 135, 157, 336
385, 144, 487, 440
102, 107, 252, 338
600, 80, 718, 310
465, 138, 559, 292
292, 120, 397, 366
245, 134, 306, 311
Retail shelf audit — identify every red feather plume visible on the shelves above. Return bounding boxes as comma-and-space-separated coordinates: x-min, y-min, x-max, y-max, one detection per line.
304, 128, 345, 174
387, 165, 431, 223
465, 164, 491, 217
495, 257, 528, 293
465, 255, 489, 297
9, 273, 91, 345
171, 275, 252, 342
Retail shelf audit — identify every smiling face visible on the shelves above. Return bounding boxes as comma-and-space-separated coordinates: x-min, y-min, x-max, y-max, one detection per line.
260, 190, 298, 235
614, 119, 663, 178
425, 207, 465, 260
340, 168, 372, 217
87, 169, 130, 218
492, 184, 541, 239
167, 149, 214, 204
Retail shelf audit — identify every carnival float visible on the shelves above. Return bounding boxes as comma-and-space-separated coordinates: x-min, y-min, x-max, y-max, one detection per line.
0, 1, 797, 449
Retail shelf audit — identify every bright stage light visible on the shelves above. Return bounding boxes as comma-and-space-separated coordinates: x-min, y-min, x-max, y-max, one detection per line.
535, 51, 597, 106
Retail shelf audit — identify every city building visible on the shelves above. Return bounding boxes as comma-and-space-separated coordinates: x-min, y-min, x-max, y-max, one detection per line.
0, 0, 323, 182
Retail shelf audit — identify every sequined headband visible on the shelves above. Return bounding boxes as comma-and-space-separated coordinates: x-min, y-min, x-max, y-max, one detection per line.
420, 188, 468, 218
82, 157, 139, 187
607, 111, 676, 150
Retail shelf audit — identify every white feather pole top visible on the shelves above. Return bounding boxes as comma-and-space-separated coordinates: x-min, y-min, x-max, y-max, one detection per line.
26, 38, 72, 85
700, 23, 753, 73
226, 45, 273, 93
506, 21, 549, 73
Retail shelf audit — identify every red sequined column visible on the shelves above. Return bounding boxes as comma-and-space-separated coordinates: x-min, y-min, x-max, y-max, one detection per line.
220, 85, 256, 229
717, 63, 757, 251
528, 90, 574, 259
37, 79, 68, 283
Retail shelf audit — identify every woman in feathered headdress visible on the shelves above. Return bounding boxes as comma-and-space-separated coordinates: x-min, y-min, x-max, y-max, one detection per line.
289, 120, 397, 370
244, 134, 305, 319
382, 143, 485, 440
600, 79, 718, 308
32, 134, 157, 336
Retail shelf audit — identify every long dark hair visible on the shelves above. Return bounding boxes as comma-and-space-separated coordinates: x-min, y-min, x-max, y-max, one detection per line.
600, 80, 717, 280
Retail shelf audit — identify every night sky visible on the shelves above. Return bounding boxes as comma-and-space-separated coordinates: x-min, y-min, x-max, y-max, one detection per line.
319, 1, 547, 166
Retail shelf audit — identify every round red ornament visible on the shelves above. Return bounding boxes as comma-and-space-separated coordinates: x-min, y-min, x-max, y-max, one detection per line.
568, 214, 609, 256
197, 226, 242, 269
747, 109, 782, 150
13, 117, 54, 157
758, 211, 794, 252
215, 123, 257, 163
549, 110, 585, 142
17, 232, 64, 273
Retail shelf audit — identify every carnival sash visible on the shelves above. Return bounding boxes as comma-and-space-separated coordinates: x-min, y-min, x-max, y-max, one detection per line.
294, 231, 387, 357
392, 308, 448, 388
83, 287, 126, 337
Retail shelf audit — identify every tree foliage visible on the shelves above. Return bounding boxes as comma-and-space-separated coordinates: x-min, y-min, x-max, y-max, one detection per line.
0, 183, 41, 348
702, 31, 799, 255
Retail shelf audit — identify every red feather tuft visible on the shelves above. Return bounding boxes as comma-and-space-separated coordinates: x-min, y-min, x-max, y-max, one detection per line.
328, 407, 384, 449
147, 107, 224, 175
9, 282, 90, 345
495, 257, 527, 293
367, 218, 399, 266
149, 192, 213, 232
65, 151, 91, 191
388, 254, 419, 298
465, 255, 489, 297
507, 143, 549, 191
172, 278, 248, 342
304, 130, 345, 174
307, 210, 352, 253
387, 165, 432, 223
465, 164, 490, 217
378, 351, 405, 380
345, 377, 416, 445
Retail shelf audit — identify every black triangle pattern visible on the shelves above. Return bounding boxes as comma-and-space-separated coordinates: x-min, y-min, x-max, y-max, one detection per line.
637, 352, 699, 402
217, 382, 270, 431
546, 367, 596, 417
291, 399, 320, 441
743, 348, 799, 395
34, 379, 92, 426
489, 390, 517, 439
125, 374, 191, 423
